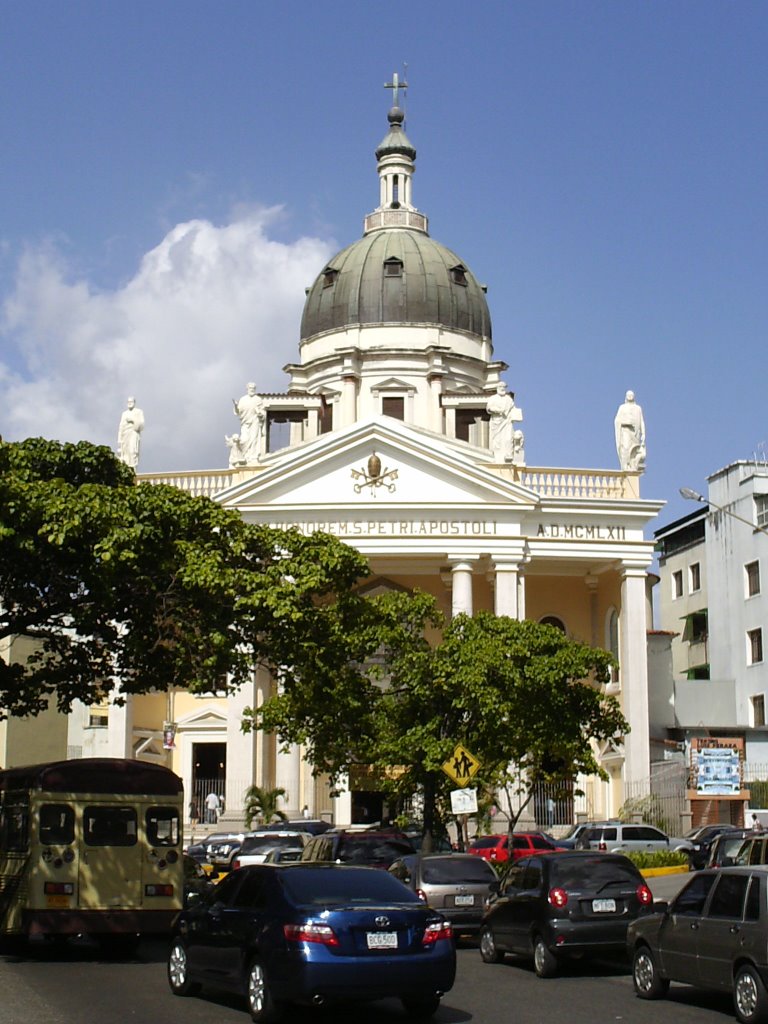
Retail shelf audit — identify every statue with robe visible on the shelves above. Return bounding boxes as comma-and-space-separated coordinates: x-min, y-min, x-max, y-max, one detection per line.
117, 396, 144, 469
233, 382, 266, 464
486, 382, 522, 462
614, 390, 646, 471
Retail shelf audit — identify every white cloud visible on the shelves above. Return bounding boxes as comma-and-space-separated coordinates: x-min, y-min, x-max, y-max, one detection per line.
0, 208, 335, 471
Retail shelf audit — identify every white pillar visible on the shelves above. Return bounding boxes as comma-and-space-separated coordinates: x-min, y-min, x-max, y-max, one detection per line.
333, 774, 353, 826
493, 562, 520, 619
224, 672, 260, 821
451, 561, 475, 617
517, 574, 526, 619
341, 374, 357, 427
620, 565, 651, 788
428, 374, 444, 434
108, 687, 133, 759
276, 742, 302, 818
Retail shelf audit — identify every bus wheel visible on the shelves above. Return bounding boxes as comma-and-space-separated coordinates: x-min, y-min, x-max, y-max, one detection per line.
168, 939, 201, 997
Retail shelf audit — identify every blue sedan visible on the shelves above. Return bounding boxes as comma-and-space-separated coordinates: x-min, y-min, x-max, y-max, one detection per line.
167, 862, 456, 1021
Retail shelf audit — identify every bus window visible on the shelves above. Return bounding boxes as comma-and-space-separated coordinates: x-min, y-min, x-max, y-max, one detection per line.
84, 807, 138, 847
146, 806, 180, 847
40, 804, 75, 845
0, 797, 30, 852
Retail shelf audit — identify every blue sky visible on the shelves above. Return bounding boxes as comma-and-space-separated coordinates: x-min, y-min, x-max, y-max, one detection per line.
1, 1, 766, 527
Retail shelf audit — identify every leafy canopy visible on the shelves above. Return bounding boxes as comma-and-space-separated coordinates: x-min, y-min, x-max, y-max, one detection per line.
0, 438, 369, 717
252, 592, 627, 843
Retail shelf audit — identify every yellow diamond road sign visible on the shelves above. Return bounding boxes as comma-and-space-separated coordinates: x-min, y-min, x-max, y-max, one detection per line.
442, 744, 481, 786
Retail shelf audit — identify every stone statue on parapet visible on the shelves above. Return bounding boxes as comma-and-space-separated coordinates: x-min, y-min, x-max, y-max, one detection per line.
233, 382, 266, 464
486, 382, 524, 463
614, 390, 646, 472
225, 434, 247, 468
117, 396, 144, 469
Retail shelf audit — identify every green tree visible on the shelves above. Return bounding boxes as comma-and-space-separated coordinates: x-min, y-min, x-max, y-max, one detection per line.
0, 437, 370, 717
253, 592, 628, 851
243, 785, 288, 828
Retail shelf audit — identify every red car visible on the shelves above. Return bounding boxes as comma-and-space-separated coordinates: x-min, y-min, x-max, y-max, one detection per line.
468, 831, 566, 864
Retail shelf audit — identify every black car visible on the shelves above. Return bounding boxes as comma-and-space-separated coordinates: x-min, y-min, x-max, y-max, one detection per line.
686, 824, 745, 870
264, 818, 333, 836
168, 863, 456, 1021
183, 854, 216, 906
707, 829, 753, 868
479, 851, 654, 977
300, 829, 415, 868
628, 866, 768, 1024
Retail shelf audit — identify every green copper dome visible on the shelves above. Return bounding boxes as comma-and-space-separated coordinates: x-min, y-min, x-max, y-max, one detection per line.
300, 230, 492, 341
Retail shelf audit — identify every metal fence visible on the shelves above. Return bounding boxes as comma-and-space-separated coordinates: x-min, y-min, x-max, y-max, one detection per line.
622, 760, 689, 835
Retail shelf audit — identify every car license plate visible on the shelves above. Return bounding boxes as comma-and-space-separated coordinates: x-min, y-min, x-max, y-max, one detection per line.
454, 895, 475, 906
367, 931, 397, 949
592, 899, 616, 913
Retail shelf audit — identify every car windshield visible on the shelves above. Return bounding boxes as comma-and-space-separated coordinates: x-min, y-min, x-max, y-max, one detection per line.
549, 856, 641, 890
421, 858, 496, 883
241, 835, 303, 853
281, 868, 421, 906
338, 838, 414, 864
470, 837, 501, 849
558, 824, 583, 840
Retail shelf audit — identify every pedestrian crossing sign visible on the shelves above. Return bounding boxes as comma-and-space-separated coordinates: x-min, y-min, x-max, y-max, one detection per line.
442, 744, 481, 786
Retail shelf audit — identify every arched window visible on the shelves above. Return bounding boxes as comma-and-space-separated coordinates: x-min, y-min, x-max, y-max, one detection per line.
540, 615, 566, 633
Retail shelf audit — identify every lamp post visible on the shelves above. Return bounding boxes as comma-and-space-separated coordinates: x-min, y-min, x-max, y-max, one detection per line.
679, 487, 768, 538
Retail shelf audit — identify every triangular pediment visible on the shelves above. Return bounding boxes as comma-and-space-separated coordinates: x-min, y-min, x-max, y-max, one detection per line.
176, 706, 228, 729
216, 417, 540, 510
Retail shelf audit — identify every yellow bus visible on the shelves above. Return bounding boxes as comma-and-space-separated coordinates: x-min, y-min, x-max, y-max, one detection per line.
0, 758, 184, 945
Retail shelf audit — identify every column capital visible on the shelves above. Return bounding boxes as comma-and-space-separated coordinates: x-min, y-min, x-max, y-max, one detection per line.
619, 561, 650, 579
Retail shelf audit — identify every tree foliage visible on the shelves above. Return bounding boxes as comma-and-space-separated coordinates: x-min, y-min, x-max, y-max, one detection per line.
243, 785, 288, 828
253, 592, 628, 848
0, 438, 369, 717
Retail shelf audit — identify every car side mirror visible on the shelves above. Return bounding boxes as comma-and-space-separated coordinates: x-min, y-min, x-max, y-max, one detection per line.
653, 900, 669, 914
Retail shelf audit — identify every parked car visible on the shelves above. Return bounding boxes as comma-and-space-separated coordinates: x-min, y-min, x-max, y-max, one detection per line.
264, 818, 332, 836
479, 851, 653, 977
167, 863, 456, 1020
389, 853, 500, 936
205, 831, 247, 871
555, 821, 621, 850
183, 854, 216, 907
231, 831, 311, 870
575, 823, 693, 855
707, 829, 752, 868
469, 831, 566, 865
300, 829, 415, 869
186, 831, 232, 865
628, 865, 768, 1024
734, 832, 768, 867
685, 824, 745, 870
264, 847, 304, 864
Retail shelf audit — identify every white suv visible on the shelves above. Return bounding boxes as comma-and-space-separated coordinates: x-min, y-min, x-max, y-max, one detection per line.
576, 823, 693, 854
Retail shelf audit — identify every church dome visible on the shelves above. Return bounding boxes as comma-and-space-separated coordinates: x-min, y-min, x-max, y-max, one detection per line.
300, 84, 491, 345
299, 229, 492, 342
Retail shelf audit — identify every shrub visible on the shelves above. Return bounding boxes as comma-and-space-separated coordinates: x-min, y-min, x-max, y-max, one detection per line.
623, 849, 689, 870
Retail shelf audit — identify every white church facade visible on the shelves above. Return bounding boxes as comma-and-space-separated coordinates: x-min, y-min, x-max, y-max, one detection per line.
3, 83, 663, 829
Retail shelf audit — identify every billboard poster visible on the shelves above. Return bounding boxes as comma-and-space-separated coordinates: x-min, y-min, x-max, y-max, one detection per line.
693, 743, 741, 795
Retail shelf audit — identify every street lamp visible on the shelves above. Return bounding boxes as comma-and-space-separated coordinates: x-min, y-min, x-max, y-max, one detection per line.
680, 487, 768, 537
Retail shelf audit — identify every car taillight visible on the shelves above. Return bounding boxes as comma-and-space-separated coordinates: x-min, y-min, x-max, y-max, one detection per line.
232, 859, 241, 870
145, 884, 174, 897
416, 888, 428, 903
547, 887, 568, 908
598, 841, 607, 851
489, 850, 497, 860
284, 922, 339, 946
636, 883, 653, 905
422, 920, 453, 946
44, 882, 74, 895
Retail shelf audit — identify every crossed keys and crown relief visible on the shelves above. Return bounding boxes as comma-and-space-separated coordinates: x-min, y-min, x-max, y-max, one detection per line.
351, 453, 399, 495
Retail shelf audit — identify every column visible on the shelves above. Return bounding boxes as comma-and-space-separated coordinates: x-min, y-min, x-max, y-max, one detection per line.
108, 686, 133, 759
493, 562, 520, 619
517, 573, 526, 619
224, 672, 259, 822
620, 565, 651, 788
276, 742, 302, 818
451, 561, 475, 617
341, 374, 357, 427
585, 573, 599, 647
427, 373, 444, 434
332, 774, 353, 826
